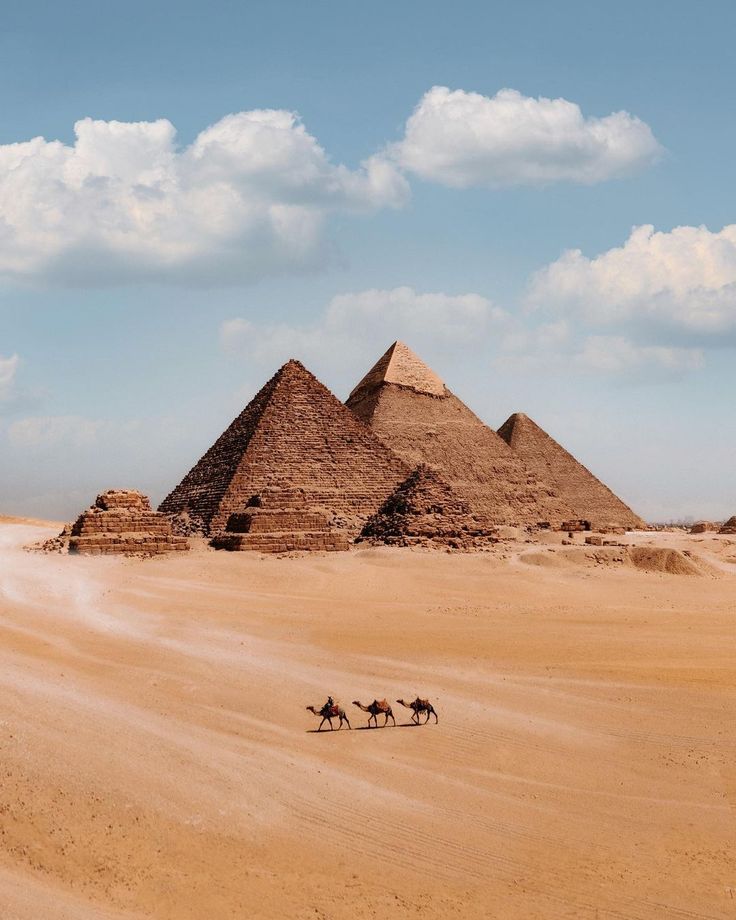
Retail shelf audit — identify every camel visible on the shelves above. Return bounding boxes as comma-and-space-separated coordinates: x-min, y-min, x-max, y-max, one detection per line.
396, 697, 438, 724
306, 703, 351, 731
352, 699, 396, 728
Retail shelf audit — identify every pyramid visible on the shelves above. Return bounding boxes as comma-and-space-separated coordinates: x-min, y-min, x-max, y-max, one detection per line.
360, 465, 497, 549
346, 342, 573, 526
69, 490, 189, 555
159, 360, 409, 536
718, 516, 736, 534
497, 413, 644, 530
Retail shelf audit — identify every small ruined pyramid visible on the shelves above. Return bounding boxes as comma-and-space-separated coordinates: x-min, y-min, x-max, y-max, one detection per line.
497, 413, 644, 530
346, 342, 572, 525
360, 464, 497, 548
719, 515, 736, 534
70, 490, 189, 555
159, 359, 409, 537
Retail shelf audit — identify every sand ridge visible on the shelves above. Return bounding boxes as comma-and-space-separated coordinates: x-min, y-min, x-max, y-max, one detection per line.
0, 522, 735, 918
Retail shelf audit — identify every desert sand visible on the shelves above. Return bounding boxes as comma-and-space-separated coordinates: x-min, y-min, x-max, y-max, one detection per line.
0, 521, 734, 919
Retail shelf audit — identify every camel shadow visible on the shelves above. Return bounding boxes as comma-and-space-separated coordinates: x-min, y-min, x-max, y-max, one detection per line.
306, 723, 422, 733
305, 728, 352, 733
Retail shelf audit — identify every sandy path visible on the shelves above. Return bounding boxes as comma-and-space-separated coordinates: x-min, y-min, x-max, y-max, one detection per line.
0, 523, 734, 918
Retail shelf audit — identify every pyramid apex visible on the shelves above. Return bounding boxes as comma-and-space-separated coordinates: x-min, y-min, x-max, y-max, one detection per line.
348, 341, 447, 403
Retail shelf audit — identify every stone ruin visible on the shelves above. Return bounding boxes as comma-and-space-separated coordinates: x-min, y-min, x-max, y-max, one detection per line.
718, 516, 736, 534
210, 487, 350, 553
359, 465, 498, 550
68, 490, 188, 556
561, 519, 592, 532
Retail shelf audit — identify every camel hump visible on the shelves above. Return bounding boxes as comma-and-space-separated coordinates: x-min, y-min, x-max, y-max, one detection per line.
417, 698, 430, 708
376, 699, 389, 712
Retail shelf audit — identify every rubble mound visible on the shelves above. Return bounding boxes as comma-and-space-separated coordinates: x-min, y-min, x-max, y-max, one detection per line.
718, 516, 736, 534
628, 547, 703, 576
68, 490, 189, 556
359, 465, 497, 550
210, 487, 350, 554
690, 521, 718, 534
521, 545, 709, 576
32, 523, 73, 554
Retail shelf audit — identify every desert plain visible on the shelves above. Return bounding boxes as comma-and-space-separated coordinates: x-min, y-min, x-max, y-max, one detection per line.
0, 519, 734, 920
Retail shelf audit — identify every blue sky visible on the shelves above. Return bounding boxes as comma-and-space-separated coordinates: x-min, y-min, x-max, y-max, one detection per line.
1, 0, 734, 521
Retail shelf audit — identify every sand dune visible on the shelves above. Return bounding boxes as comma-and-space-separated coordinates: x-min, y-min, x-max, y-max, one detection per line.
0, 522, 734, 918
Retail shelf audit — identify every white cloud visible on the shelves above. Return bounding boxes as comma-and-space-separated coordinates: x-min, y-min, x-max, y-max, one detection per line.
495, 322, 702, 378
573, 335, 703, 373
221, 286, 507, 373
391, 86, 662, 188
528, 223, 736, 337
0, 354, 19, 400
0, 111, 408, 285
8, 415, 104, 449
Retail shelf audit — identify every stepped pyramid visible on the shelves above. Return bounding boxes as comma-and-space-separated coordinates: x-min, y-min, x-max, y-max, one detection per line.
159, 359, 409, 540
497, 413, 644, 530
360, 465, 497, 549
346, 342, 572, 526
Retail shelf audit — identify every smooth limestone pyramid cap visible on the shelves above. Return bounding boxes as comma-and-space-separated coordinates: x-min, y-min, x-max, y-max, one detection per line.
348, 341, 447, 402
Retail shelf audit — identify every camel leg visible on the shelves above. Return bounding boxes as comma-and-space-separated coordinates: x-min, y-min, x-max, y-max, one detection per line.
387, 710, 396, 727
412, 710, 419, 724
318, 716, 327, 731
431, 707, 438, 724
344, 715, 351, 730
424, 710, 431, 724
328, 717, 335, 730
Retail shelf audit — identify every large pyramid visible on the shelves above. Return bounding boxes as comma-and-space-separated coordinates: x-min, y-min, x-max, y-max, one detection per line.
159, 359, 409, 535
345, 342, 573, 526
497, 412, 644, 530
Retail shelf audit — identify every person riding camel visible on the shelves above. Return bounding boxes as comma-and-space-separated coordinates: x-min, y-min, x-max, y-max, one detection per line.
323, 696, 336, 717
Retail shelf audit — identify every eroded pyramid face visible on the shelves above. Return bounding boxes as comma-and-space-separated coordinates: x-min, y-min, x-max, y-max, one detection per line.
160, 358, 409, 533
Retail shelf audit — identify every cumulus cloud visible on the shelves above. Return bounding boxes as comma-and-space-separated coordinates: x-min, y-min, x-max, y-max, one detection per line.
221, 286, 507, 377
495, 327, 702, 378
223, 282, 704, 384
528, 223, 736, 337
573, 336, 703, 373
390, 86, 662, 187
0, 111, 408, 285
0, 354, 19, 401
